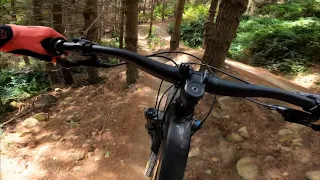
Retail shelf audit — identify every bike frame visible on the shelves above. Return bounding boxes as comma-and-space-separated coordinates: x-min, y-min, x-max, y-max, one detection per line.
155, 93, 193, 180
149, 67, 207, 180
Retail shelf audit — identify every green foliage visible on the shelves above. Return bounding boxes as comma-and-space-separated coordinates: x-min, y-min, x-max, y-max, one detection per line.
229, 16, 320, 74
228, 0, 320, 74
154, 2, 175, 20
100, 37, 120, 48
168, 4, 209, 48
0, 60, 50, 105
139, 12, 150, 23
148, 26, 165, 49
259, 0, 320, 20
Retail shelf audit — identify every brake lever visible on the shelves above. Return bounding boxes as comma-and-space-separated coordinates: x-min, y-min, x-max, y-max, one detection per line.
57, 57, 127, 68
274, 106, 320, 131
295, 92, 320, 116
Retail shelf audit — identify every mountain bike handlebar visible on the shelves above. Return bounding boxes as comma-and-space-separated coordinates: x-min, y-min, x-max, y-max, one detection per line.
51, 38, 319, 114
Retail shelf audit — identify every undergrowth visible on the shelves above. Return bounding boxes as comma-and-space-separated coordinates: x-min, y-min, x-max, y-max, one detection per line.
0, 57, 50, 113
148, 26, 165, 49
168, 4, 209, 48
168, 0, 320, 74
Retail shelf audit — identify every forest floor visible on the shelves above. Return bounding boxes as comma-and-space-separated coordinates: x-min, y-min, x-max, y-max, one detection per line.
0, 21, 319, 180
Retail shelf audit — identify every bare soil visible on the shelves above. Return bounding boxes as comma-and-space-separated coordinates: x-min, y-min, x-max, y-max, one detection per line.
0, 22, 319, 180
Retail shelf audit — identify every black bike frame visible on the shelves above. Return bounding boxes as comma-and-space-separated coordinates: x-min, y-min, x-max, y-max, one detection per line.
155, 95, 193, 180
153, 66, 207, 180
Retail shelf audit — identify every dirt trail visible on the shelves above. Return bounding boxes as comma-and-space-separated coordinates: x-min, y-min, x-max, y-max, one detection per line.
1, 21, 319, 180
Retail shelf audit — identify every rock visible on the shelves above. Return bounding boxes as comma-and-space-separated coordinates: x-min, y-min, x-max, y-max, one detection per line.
212, 111, 219, 118
87, 152, 94, 158
238, 127, 250, 139
36, 94, 58, 106
66, 113, 82, 122
68, 150, 85, 161
292, 141, 303, 147
188, 147, 201, 157
39, 157, 46, 162
236, 157, 258, 180
223, 115, 230, 119
94, 156, 101, 162
292, 138, 303, 143
268, 171, 281, 179
264, 156, 275, 161
226, 133, 244, 142
22, 118, 40, 128
72, 166, 82, 172
204, 169, 211, 174
305, 171, 320, 180
277, 129, 293, 136
211, 157, 219, 162
52, 134, 61, 140
120, 160, 125, 163
277, 144, 292, 152
32, 113, 46, 121
282, 172, 289, 176
278, 135, 293, 143
55, 88, 62, 92
64, 97, 73, 104
82, 143, 90, 148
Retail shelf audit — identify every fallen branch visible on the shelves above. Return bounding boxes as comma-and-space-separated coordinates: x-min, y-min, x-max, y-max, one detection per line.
0, 103, 56, 127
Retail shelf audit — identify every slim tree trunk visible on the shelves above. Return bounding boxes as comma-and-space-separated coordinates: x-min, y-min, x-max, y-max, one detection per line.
119, 0, 125, 49
11, 0, 17, 22
23, 56, 30, 65
125, 0, 139, 86
149, 0, 155, 37
203, 0, 248, 68
143, 0, 147, 15
33, 0, 60, 84
170, 0, 186, 51
0, 99, 5, 116
32, 0, 43, 25
83, 0, 100, 85
203, 0, 219, 48
161, 0, 166, 21
113, 0, 118, 32
52, 0, 73, 85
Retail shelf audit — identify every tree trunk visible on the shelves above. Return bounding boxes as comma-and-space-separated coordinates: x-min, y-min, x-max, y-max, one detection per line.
113, 0, 118, 32
161, 0, 166, 21
52, 0, 73, 85
83, 0, 99, 84
11, 0, 17, 22
32, 0, 43, 25
143, 0, 147, 15
203, 0, 219, 48
203, 0, 248, 68
149, 0, 155, 37
23, 56, 30, 65
32, 0, 60, 84
170, 0, 186, 51
0, 99, 5, 116
119, 0, 125, 49
125, 0, 139, 86
173, 2, 177, 18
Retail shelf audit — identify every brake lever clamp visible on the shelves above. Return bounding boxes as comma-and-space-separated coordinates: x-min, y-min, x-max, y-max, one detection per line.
72, 38, 96, 56
275, 106, 320, 131
295, 92, 320, 116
